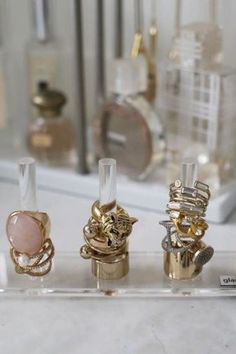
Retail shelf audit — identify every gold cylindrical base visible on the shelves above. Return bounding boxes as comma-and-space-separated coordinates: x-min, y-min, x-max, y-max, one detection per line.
164, 250, 202, 280
91, 255, 129, 280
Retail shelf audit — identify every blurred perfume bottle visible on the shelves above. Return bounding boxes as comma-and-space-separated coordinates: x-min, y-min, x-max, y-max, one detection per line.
165, 67, 236, 187
160, 0, 236, 189
27, 81, 76, 165
93, 58, 165, 180
169, 0, 223, 70
27, 0, 60, 97
131, 0, 157, 104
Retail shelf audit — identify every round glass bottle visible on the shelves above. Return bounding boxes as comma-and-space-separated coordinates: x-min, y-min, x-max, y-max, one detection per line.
93, 57, 165, 180
27, 81, 76, 166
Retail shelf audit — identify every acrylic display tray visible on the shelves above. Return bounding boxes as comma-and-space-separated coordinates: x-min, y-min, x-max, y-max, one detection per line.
0, 251, 236, 298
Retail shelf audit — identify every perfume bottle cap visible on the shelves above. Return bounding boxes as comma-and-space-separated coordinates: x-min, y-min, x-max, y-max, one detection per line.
108, 58, 139, 95
32, 81, 67, 118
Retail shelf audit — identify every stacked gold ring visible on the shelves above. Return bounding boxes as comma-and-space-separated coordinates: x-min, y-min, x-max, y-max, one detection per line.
10, 238, 54, 276
160, 178, 213, 279
166, 179, 210, 250
80, 200, 137, 266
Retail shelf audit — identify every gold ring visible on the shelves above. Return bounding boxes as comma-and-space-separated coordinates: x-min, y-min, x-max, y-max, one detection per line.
6, 210, 54, 277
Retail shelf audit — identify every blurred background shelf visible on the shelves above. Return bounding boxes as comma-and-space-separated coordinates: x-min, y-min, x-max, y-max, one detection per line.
0, 158, 236, 224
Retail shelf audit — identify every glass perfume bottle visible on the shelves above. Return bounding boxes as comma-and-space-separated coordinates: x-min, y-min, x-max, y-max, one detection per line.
27, 0, 60, 96
80, 158, 137, 279
93, 58, 165, 180
6, 157, 54, 276
169, 0, 223, 70
159, 0, 236, 188
27, 81, 76, 166
161, 64, 236, 188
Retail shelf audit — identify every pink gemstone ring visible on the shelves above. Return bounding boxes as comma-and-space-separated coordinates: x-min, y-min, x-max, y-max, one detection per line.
6, 211, 54, 276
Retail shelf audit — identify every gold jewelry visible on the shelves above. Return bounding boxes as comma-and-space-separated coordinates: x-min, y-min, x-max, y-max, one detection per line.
10, 238, 54, 276
160, 177, 213, 280
6, 211, 54, 277
80, 200, 137, 279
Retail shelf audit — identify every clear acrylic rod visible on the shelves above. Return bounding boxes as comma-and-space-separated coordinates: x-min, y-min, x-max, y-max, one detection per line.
149, 0, 158, 58
134, 0, 143, 32
175, 0, 182, 33
18, 157, 38, 211
99, 158, 116, 207
151, 0, 157, 22
181, 159, 198, 188
209, 0, 216, 24
33, 0, 49, 42
115, 0, 123, 58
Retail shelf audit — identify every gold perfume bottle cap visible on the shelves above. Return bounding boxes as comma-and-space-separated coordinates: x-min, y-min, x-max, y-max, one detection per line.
32, 81, 67, 118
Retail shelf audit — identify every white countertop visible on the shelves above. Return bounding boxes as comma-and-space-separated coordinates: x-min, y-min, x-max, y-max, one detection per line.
0, 298, 236, 354
0, 179, 236, 354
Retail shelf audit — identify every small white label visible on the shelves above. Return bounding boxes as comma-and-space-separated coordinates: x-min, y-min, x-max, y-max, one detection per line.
220, 275, 236, 287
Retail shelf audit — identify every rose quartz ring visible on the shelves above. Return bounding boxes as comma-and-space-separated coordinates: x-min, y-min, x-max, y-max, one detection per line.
6, 210, 54, 276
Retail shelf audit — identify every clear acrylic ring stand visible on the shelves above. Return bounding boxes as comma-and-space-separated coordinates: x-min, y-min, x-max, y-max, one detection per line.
1, 158, 236, 298
1, 252, 236, 297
